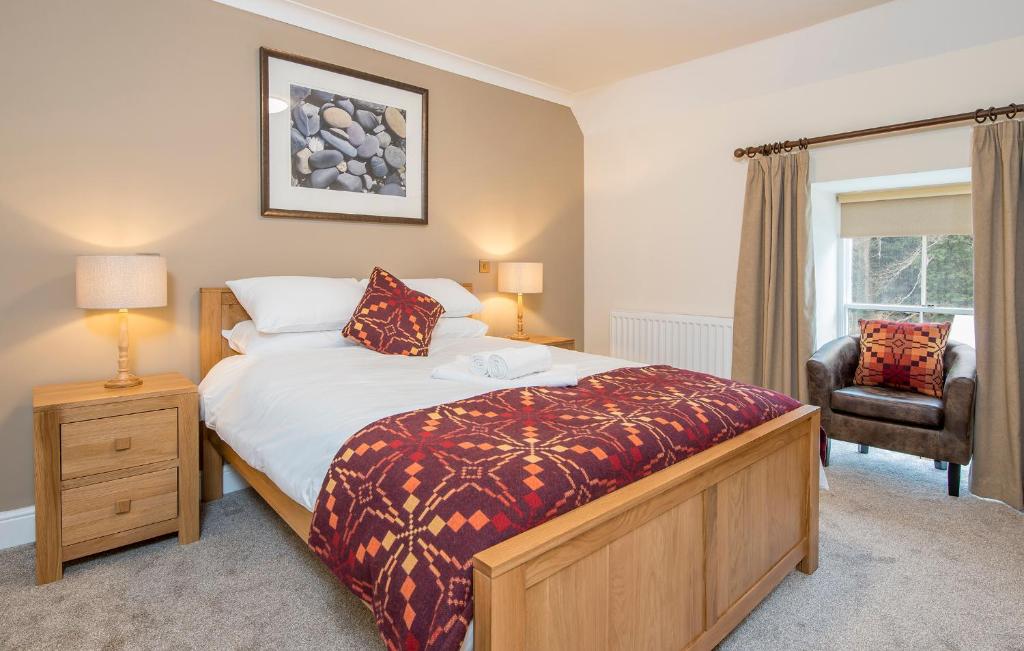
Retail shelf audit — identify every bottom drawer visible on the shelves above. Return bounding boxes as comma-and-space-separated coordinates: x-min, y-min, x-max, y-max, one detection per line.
61, 468, 178, 546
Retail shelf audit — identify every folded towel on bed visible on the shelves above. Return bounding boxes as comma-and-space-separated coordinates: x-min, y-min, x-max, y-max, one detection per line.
432, 356, 577, 387
468, 353, 490, 376
484, 345, 552, 379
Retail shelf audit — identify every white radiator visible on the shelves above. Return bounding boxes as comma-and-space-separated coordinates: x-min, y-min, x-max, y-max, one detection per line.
610, 311, 734, 378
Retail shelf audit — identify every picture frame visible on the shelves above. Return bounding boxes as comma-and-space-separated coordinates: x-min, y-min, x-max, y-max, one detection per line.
260, 47, 429, 224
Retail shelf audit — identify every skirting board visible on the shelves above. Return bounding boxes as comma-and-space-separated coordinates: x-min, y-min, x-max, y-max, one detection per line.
221, 464, 250, 494
0, 466, 250, 551
0, 506, 35, 551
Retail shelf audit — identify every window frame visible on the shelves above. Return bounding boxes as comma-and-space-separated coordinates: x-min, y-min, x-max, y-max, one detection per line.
839, 235, 974, 336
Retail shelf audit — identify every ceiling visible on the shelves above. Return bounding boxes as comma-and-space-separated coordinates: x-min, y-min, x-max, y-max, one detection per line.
298, 0, 890, 92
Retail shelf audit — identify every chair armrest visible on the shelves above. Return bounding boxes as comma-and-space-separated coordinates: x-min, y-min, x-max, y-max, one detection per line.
943, 342, 977, 439
806, 336, 859, 410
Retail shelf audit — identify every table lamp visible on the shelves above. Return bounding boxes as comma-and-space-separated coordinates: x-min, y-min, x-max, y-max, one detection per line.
76, 254, 167, 389
497, 262, 543, 340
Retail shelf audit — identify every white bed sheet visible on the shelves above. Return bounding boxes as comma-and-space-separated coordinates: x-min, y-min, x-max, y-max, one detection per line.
199, 335, 638, 511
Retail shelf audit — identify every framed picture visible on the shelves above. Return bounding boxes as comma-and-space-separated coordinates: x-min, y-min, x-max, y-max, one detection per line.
260, 48, 428, 224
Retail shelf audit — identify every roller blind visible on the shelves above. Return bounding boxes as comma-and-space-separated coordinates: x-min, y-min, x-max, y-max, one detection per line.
839, 193, 972, 238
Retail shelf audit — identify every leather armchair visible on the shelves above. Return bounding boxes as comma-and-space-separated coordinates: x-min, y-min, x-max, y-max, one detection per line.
806, 336, 977, 496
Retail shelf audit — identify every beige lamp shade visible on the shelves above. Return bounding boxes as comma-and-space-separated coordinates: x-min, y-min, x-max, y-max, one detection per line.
76, 255, 167, 309
497, 262, 543, 294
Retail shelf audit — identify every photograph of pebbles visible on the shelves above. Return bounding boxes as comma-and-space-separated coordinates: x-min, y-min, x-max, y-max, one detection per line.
290, 85, 408, 197
261, 48, 427, 224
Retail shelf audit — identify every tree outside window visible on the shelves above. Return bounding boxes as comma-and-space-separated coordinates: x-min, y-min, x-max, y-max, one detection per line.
845, 234, 974, 333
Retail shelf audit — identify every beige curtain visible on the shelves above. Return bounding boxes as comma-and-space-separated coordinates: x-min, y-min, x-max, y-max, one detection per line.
732, 150, 815, 400
970, 119, 1024, 511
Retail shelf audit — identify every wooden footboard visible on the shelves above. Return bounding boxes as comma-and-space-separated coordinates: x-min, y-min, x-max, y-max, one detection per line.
472, 405, 819, 651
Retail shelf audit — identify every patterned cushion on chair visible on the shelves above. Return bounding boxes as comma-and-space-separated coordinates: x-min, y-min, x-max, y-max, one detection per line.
854, 319, 951, 397
343, 267, 444, 356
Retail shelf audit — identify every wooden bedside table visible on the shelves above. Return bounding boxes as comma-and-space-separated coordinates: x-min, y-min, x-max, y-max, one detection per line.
510, 335, 575, 351
32, 373, 199, 584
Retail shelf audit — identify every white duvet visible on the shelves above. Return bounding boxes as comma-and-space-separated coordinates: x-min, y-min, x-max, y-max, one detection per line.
200, 336, 638, 511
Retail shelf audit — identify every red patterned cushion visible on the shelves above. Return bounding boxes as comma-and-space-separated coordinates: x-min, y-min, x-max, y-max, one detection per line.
342, 267, 444, 356
854, 319, 951, 397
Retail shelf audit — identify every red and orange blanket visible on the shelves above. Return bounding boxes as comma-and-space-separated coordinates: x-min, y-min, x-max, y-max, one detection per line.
308, 365, 803, 651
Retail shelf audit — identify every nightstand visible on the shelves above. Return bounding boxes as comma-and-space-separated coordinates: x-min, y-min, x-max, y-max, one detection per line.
511, 335, 575, 351
32, 373, 199, 584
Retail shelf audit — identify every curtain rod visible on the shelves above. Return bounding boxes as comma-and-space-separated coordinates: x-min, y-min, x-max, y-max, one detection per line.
733, 102, 1021, 159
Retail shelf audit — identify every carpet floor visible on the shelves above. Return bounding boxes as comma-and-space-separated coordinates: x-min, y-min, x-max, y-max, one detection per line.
1, 441, 1021, 650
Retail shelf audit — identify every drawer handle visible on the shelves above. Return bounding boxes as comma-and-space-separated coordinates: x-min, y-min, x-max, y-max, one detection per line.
115, 499, 132, 514
114, 437, 132, 451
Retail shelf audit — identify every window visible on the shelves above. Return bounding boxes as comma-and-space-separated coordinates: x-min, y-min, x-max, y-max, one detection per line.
842, 234, 974, 334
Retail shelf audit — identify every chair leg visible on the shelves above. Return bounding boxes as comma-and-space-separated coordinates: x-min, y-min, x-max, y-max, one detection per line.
934, 460, 948, 471
858, 444, 869, 454
947, 463, 961, 497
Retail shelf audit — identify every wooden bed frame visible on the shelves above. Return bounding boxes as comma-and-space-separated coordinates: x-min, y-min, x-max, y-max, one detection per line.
199, 287, 819, 650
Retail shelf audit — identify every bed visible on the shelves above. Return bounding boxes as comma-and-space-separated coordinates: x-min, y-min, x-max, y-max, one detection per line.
198, 286, 819, 651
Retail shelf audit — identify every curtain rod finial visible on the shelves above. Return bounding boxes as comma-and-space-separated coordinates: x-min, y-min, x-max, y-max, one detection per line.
733, 147, 746, 158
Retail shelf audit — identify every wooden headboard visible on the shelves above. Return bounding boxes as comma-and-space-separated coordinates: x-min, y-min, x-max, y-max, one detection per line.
199, 283, 475, 379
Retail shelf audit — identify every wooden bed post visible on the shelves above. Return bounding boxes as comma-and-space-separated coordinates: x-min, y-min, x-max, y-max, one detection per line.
199, 288, 229, 502
797, 409, 821, 575
202, 424, 224, 502
199, 288, 225, 379
472, 567, 526, 651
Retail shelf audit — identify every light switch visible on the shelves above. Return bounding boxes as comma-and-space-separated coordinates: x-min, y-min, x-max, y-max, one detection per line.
478, 260, 491, 273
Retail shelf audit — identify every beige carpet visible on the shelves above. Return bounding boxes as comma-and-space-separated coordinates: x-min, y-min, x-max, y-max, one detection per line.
1, 441, 1021, 650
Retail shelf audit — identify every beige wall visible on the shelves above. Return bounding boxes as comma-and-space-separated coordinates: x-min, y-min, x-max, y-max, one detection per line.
0, 0, 583, 510
574, 0, 1024, 355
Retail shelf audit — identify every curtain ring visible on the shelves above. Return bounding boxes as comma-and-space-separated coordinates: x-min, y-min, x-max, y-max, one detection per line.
1007, 103, 1019, 120
987, 106, 998, 122
746, 147, 757, 158
974, 108, 988, 124
783, 140, 794, 152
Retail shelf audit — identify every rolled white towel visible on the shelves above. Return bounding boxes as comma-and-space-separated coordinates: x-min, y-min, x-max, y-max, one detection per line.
469, 353, 490, 376
434, 357, 577, 388
486, 346, 552, 380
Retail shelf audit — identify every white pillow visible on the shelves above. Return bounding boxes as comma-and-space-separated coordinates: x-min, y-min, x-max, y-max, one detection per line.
226, 276, 363, 333
222, 320, 350, 355
432, 317, 488, 339
359, 277, 481, 317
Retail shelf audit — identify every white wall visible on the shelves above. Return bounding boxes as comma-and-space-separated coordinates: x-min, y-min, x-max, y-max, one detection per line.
573, 0, 1024, 354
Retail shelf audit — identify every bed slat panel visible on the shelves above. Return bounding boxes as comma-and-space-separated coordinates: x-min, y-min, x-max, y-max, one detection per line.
710, 436, 805, 621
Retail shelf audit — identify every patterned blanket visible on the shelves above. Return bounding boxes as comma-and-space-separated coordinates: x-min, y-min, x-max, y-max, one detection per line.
308, 365, 803, 651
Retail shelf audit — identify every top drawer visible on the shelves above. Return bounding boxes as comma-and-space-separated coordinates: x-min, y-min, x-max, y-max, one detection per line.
60, 408, 178, 479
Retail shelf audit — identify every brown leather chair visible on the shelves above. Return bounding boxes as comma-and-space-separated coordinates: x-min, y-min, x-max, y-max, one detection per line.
806, 336, 977, 496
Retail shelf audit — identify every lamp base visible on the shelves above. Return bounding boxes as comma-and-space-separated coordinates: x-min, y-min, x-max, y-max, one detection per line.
508, 333, 530, 341
105, 309, 142, 389
105, 372, 142, 389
